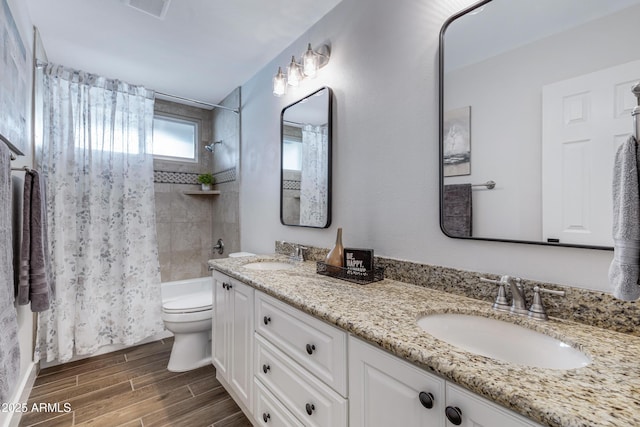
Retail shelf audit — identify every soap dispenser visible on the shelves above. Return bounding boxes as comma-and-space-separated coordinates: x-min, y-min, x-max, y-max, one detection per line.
325, 227, 344, 271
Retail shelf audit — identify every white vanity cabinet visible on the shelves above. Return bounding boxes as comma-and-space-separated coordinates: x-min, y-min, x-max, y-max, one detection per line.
349, 336, 446, 427
253, 291, 348, 427
212, 271, 254, 413
211, 271, 544, 427
349, 337, 543, 427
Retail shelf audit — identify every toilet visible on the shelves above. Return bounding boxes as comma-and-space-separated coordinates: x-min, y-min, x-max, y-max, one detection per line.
161, 252, 254, 372
161, 278, 213, 372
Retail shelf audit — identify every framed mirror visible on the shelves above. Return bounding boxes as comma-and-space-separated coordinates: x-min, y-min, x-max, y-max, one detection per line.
439, 0, 640, 249
281, 87, 333, 228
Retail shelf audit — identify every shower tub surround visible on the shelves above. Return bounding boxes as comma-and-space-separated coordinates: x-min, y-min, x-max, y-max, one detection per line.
153, 100, 215, 282
210, 250, 640, 427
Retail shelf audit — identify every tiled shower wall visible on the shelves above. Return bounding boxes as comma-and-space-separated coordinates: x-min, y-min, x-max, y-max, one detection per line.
153, 99, 215, 281
210, 88, 242, 259
152, 91, 242, 281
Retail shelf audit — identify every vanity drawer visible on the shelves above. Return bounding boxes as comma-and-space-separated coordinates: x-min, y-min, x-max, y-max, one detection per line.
255, 333, 348, 427
254, 378, 304, 427
445, 382, 543, 427
255, 291, 347, 396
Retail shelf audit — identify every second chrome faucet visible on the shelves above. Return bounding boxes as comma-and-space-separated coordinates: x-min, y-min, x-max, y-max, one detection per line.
480, 275, 565, 321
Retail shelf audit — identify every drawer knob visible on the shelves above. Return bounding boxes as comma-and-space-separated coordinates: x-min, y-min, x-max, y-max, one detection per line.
227, 283, 233, 290
263, 316, 271, 325
222, 283, 228, 290
262, 364, 271, 374
305, 403, 315, 416
418, 391, 434, 409
306, 344, 316, 355
262, 412, 270, 423
445, 406, 462, 425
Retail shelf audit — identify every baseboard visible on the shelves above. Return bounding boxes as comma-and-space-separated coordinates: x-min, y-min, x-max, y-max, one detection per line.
1, 361, 37, 427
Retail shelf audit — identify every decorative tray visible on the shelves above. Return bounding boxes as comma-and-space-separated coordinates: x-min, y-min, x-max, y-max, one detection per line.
316, 261, 385, 285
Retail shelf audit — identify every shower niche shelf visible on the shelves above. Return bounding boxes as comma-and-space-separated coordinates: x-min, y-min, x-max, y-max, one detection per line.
183, 190, 221, 196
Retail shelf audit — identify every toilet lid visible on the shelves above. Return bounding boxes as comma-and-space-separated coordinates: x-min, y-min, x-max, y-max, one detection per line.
163, 291, 212, 314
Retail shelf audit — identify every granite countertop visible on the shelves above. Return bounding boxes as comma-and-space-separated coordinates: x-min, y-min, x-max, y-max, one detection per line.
209, 255, 640, 427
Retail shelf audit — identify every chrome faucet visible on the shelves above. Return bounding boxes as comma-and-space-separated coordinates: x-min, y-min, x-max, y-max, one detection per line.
481, 275, 526, 315
290, 244, 307, 262
506, 276, 528, 316
482, 275, 565, 321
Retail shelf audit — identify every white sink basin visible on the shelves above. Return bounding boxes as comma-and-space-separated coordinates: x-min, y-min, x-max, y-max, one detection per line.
417, 313, 590, 370
243, 261, 296, 271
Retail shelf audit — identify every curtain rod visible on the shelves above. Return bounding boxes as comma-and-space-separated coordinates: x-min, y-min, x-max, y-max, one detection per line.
35, 61, 239, 114
156, 92, 239, 114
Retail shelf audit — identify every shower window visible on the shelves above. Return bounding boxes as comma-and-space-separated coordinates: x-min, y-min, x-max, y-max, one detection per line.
152, 114, 198, 162
283, 138, 302, 170
282, 125, 302, 170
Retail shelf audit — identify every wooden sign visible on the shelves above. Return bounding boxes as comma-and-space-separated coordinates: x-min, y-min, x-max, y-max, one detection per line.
344, 248, 374, 281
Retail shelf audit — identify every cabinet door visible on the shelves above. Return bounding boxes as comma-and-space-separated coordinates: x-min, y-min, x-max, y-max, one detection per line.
349, 337, 445, 427
212, 272, 231, 381
229, 279, 254, 412
445, 383, 542, 427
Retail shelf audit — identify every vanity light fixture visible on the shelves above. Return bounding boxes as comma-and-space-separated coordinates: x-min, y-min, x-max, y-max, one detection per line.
287, 56, 303, 87
302, 43, 319, 77
273, 67, 287, 97
272, 43, 330, 96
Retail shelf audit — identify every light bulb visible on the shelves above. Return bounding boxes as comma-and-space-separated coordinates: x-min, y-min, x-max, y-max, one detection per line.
302, 43, 318, 78
287, 56, 302, 87
273, 67, 286, 96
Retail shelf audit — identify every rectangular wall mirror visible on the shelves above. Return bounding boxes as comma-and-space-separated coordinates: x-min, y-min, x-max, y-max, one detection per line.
281, 87, 333, 228
440, 0, 640, 249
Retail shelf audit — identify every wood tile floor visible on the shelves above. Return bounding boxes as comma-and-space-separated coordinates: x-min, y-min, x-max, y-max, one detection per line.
19, 338, 252, 427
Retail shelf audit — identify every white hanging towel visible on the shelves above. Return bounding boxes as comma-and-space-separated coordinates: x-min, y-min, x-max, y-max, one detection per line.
609, 135, 640, 300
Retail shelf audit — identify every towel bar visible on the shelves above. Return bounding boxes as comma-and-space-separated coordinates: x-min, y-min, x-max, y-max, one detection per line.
11, 166, 32, 172
471, 180, 496, 190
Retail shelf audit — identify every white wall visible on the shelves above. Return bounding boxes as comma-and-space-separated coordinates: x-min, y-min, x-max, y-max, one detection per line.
2, 1, 36, 426
239, 0, 614, 293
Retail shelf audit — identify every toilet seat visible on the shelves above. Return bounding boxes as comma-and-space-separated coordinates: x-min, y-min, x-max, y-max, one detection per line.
162, 291, 212, 314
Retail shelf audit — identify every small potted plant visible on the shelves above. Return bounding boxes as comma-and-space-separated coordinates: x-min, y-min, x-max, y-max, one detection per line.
197, 173, 215, 191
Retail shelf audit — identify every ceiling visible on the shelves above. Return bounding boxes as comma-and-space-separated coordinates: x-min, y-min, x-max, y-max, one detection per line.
445, 0, 640, 71
25, 0, 343, 106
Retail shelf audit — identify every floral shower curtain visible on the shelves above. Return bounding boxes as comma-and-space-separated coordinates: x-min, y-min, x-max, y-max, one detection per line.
34, 63, 164, 362
299, 124, 328, 227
